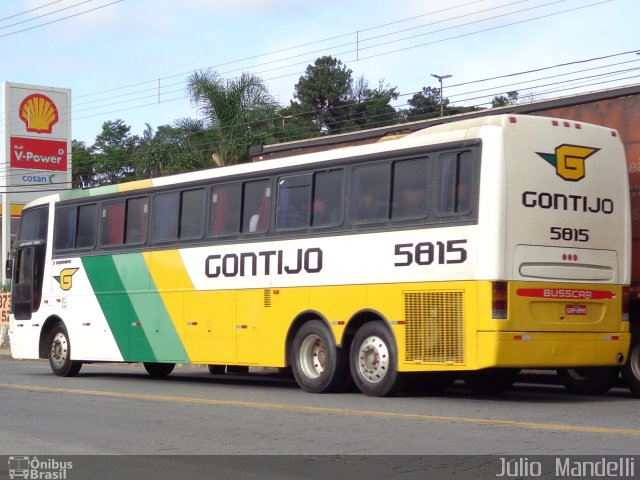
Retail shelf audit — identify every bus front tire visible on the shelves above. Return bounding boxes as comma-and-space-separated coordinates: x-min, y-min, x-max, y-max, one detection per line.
622, 332, 640, 397
143, 362, 175, 377
556, 367, 619, 395
291, 320, 349, 393
463, 368, 519, 395
49, 323, 82, 377
350, 322, 405, 397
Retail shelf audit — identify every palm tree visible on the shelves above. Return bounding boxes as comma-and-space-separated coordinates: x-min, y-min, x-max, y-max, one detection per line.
187, 70, 278, 166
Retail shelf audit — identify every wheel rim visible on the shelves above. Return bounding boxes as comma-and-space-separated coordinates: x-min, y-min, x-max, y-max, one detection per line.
51, 332, 68, 369
630, 344, 640, 379
298, 334, 327, 379
357, 335, 389, 384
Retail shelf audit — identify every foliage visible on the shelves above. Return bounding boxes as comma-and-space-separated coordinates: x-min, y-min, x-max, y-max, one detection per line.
91, 119, 139, 185
133, 121, 210, 178
291, 56, 399, 135
406, 86, 443, 120
492, 91, 519, 108
71, 120, 139, 188
187, 70, 280, 166
71, 140, 95, 188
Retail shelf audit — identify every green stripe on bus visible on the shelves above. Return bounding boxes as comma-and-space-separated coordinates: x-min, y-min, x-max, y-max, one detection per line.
112, 254, 189, 363
58, 185, 118, 202
82, 254, 156, 362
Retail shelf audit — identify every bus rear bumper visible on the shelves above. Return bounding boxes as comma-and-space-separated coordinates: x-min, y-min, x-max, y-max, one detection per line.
476, 331, 630, 369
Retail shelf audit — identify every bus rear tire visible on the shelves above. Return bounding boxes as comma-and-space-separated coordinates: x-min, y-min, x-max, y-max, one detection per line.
143, 362, 175, 377
463, 368, 519, 395
291, 320, 349, 393
350, 322, 405, 397
49, 323, 82, 377
557, 367, 619, 395
208, 365, 226, 375
622, 332, 640, 397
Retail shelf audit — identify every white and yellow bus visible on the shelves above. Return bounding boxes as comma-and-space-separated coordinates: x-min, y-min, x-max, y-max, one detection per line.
8, 114, 631, 396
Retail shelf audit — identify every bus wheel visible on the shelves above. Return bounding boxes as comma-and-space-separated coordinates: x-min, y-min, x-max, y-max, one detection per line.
556, 367, 619, 395
463, 368, 519, 395
622, 333, 640, 397
49, 323, 82, 377
143, 362, 175, 377
291, 320, 348, 393
208, 365, 226, 375
350, 322, 405, 397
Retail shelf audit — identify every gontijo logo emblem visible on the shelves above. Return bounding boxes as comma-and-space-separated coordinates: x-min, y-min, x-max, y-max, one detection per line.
54, 268, 79, 291
18, 93, 59, 134
536, 144, 600, 181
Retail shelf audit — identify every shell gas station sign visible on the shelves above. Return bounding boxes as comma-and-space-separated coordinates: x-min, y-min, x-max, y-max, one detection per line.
1, 82, 72, 282
2, 83, 71, 200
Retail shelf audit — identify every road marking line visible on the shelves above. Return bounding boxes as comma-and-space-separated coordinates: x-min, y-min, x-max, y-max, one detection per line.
1, 382, 638, 436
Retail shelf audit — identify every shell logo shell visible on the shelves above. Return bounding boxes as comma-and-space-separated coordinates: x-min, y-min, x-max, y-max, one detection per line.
18, 93, 59, 134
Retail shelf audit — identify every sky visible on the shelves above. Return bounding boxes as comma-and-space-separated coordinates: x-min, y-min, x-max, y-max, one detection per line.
1, 0, 639, 145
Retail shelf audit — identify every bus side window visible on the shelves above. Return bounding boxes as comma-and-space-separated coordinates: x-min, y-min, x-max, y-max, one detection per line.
125, 197, 148, 245
437, 151, 474, 216
210, 184, 241, 235
101, 201, 125, 246
179, 188, 205, 239
152, 192, 179, 242
75, 204, 97, 249
351, 164, 390, 223
277, 174, 311, 230
54, 207, 76, 250
312, 169, 344, 227
242, 180, 270, 233
391, 158, 430, 219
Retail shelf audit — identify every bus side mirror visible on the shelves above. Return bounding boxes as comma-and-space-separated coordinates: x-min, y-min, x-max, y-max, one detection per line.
5, 257, 12, 281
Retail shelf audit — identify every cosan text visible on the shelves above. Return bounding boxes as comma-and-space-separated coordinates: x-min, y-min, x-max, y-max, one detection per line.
205, 248, 323, 278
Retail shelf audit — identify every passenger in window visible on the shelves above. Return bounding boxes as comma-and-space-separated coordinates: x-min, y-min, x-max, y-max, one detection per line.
356, 193, 386, 221
312, 198, 330, 226
398, 186, 428, 217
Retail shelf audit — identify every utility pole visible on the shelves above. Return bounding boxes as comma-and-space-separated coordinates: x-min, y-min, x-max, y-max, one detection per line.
431, 73, 452, 117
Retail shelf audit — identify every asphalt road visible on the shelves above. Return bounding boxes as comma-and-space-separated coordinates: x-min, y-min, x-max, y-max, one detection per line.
1, 359, 639, 458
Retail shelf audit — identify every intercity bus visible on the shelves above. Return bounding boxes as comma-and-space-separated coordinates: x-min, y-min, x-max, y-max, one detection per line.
8, 114, 631, 396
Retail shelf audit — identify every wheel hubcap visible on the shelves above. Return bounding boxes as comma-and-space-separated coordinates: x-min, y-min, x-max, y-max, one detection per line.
299, 334, 327, 379
51, 332, 68, 369
357, 335, 389, 384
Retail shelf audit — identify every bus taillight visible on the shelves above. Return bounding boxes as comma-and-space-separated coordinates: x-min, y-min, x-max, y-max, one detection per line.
622, 286, 629, 321
492, 281, 508, 319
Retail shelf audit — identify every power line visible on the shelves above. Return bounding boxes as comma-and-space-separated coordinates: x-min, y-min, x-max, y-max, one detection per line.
67, 0, 611, 119
0, 0, 95, 31
0, 0, 65, 22
0, 0, 123, 39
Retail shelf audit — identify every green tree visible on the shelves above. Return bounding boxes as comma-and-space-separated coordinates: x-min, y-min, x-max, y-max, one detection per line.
292, 56, 399, 135
349, 76, 399, 129
187, 70, 279, 166
492, 91, 519, 108
91, 119, 139, 185
406, 87, 443, 120
71, 139, 95, 188
293, 56, 353, 134
133, 121, 210, 178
